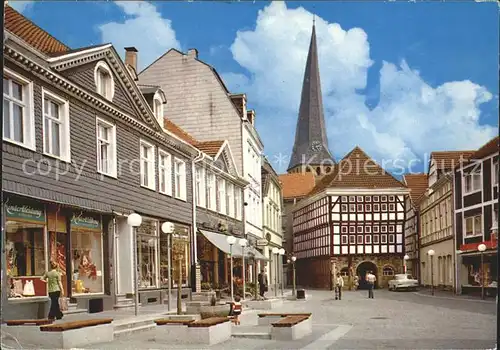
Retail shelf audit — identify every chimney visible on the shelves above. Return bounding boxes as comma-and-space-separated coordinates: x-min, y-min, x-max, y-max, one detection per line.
247, 110, 256, 126
230, 93, 247, 119
125, 47, 138, 74
187, 48, 198, 59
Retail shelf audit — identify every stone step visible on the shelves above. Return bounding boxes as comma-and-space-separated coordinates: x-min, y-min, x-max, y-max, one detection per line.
232, 332, 272, 340
113, 318, 155, 334
114, 323, 156, 338
231, 325, 271, 339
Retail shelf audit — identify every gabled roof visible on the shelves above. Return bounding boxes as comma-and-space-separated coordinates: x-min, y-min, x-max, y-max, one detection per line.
403, 174, 428, 206
195, 140, 225, 157
5, 5, 69, 55
278, 173, 316, 200
471, 136, 499, 160
163, 119, 197, 145
308, 146, 406, 196
430, 151, 475, 171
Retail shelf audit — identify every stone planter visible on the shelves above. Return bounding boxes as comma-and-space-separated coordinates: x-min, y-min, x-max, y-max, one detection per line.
199, 304, 230, 319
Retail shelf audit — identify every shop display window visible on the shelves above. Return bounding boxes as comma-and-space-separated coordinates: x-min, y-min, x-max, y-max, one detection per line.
137, 218, 159, 288
171, 224, 191, 287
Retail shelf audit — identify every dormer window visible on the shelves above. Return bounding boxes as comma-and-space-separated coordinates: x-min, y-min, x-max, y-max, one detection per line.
94, 61, 114, 100
153, 91, 164, 123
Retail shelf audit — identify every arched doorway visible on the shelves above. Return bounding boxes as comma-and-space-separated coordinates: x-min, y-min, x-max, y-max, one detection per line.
356, 261, 378, 289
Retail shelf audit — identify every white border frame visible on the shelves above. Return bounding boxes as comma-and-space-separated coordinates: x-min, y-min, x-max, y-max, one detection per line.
95, 116, 117, 178
94, 61, 115, 101
173, 157, 187, 201
139, 139, 156, 191
158, 149, 172, 196
41, 87, 71, 162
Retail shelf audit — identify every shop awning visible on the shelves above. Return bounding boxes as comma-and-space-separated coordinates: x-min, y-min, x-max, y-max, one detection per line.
199, 230, 269, 261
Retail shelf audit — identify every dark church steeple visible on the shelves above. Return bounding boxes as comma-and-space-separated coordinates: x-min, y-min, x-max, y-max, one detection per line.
287, 22, 335, 176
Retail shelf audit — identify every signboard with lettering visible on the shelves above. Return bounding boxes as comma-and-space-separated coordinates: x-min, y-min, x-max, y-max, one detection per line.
6, 204, 45, 223
71, 213, 101, 231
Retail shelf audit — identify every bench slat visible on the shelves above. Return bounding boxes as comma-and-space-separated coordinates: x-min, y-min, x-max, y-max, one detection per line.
40, 318, 113, 332
6, 319, 53, 326
258, 313, 312, 318
272, 315, 310, 328
188, 317, 229, 328
155, 319, 194, 326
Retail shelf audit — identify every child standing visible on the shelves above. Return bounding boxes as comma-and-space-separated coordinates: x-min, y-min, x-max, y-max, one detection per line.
232, 295, 242, 325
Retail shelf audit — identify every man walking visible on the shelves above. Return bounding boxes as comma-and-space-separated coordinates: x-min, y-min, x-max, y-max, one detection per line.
366, 271, 376, 299
335, 273, 344, 300
258, 269, 268, 298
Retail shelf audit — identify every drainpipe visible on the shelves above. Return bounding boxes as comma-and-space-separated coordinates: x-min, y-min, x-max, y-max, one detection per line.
191, 149, 205, 293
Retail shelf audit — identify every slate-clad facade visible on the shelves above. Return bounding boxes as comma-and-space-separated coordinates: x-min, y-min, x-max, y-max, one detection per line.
2, 6, 197, 319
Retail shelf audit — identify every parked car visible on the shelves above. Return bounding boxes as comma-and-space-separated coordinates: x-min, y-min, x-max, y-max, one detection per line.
388, 274, 419, 291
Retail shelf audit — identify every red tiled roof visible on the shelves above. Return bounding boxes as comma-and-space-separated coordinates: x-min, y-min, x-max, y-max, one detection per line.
430, 151, 475, 171
194, 141, 225, 157
471, 136, 499, 160
403, 173, 428, 206
278, 173, 316, 199
308, 146, 406, 195
163, 119, 197, 145
5, 5, 69, 55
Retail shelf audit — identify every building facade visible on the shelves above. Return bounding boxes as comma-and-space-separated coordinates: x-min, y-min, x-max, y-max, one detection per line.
3, 6, 199, 319
453, 137, 498, 296
292, 147, 409, 290
137, 49, 265, 245
402, 174, 428, 281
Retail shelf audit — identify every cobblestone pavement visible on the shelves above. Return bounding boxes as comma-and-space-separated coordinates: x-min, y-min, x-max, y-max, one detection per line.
2, 289, 496, 349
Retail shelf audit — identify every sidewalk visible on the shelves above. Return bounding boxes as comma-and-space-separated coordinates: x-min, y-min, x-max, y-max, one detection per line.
415, 288, 496, 302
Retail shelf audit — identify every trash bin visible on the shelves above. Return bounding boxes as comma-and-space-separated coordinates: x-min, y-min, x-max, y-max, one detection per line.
296, 289, 305, 299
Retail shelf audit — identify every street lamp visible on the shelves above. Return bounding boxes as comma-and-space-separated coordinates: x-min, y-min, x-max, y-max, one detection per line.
478, 243, 487, 300
127, 213, 142, 316
291, 256, 297, 296
239, 238, 248, 299
272, 247, 279, 297
278, 248, 285, 297
403, 254, 410, 274
427, 249, 435, 296
161, 222, 175, 311
226, 236, 236, 301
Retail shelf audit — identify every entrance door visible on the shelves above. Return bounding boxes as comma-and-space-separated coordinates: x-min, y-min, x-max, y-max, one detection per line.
356, 261, 378, 289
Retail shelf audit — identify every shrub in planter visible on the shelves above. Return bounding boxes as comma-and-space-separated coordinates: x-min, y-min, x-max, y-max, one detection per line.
201, 282, 212, 291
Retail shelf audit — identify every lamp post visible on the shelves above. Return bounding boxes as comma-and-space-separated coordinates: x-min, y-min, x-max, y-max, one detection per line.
127, 213, 142, 316
226, 236, 236, 301
161, 222, 175, 311
478, 243, 487, 300
239, 238, 248, 299
403, 254, 410, 274
272, 247, 279, 297
278, 248, 285, 297
427, 249, 435, 296
291, 256, 297, 296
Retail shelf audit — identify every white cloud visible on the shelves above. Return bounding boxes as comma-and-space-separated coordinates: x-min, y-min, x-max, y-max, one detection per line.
225, 1, 496, 171
99, 1, 180, 71
9, 1, 34, 13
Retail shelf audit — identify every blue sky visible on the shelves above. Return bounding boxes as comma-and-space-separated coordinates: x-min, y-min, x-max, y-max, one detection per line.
13, 1, 499, 174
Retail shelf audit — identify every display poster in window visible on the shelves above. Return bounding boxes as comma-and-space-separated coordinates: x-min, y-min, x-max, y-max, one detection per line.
70, 213, 103, 294
5, 200, 47, 298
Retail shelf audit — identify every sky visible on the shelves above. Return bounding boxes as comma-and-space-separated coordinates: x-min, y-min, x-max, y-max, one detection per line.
11, 0, 499, 175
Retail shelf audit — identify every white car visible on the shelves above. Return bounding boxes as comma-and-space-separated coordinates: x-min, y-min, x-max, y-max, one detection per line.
388, 274, 419, 291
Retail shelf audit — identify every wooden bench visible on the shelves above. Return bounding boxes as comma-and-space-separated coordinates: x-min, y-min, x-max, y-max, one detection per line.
270, 314, 312, 340
6, 319, 53, 326
257, 313, 311, 326
154, 316, 231, 345
187, 316, 229, 328
258, 313, 312, 318
155, 319, 194, 326
39, 318, 113, 332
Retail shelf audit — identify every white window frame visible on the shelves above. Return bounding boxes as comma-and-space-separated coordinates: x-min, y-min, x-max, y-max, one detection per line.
464, 167, 482, 194
195, 166, 206, 207
3, 68, 35, 150
41, 88, 71, 162
493, 161, 499, 186
234, 187, 242, 220
96, 117, 117, 177
158, 149, 172, 196
217, 177, 226, 215
94, 61, 115, 101
206, 172, 216, 211
464, 214, 482, 238
153, 91, 164, 124
174, 158, 187, 201
226, 182, 234, 217
140, 140, 155, 190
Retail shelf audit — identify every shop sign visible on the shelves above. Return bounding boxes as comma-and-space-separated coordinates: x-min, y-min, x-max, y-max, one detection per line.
71, 213, 101, 231
5, 204, 45, 223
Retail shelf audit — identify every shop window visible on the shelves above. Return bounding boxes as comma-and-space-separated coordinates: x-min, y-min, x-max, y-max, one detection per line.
5, 201, 47, 298
172, 225, 191, 287
70, 213, 103, 295
137, 218, 159, 288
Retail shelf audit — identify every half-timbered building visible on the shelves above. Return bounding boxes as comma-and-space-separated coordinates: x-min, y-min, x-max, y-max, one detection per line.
402, 174, 428, 281
292, 147, 409, 289
453, 137, 498, 296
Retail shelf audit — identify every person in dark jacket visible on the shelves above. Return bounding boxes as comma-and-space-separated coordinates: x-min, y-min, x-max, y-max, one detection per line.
258, 269, 268, 298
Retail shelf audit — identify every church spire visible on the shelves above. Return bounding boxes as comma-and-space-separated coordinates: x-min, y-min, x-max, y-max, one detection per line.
287, 22, 335, 174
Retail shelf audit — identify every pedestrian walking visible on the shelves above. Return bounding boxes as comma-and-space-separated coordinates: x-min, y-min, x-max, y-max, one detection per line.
258, 269, 268, 298
353, 275, 359, 291
41, 261, 65, 320
335, 273, 344, 300
366, 270, 376, 299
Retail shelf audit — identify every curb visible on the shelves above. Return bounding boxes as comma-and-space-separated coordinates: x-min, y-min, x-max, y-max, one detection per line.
413, 291, 496, 303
